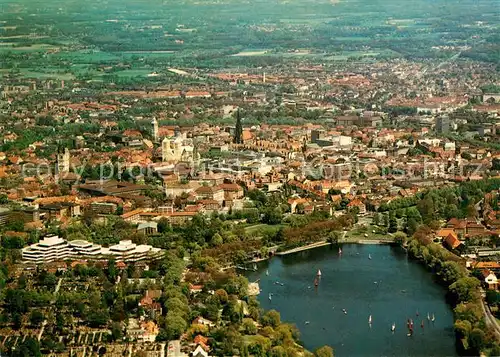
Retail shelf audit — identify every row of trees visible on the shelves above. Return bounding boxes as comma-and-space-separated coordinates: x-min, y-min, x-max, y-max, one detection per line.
405, 226, 498, 355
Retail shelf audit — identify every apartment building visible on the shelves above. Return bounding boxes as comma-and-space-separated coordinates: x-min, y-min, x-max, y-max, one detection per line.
104, 240, 164, 263
22, 235, 73, 264
69, 240, 104, 259
22, 237, 164, 264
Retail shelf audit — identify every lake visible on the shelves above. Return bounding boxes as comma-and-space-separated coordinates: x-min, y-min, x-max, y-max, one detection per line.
245, 244, 458, 357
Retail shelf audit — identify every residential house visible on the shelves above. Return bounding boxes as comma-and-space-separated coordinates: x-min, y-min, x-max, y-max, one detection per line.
192, 345, 210, 357
436, 228, 457, 242
194, 186, 225, 203
218, 183, 244, 200
446, 218, 466, 237
139, 289, 163, 319
466, 221, 486, 236
127, 319, 160, 343
192, 316, 215, 328
347, 199, 366, 215
444, 233, 463, 251
164, 211, 197, 226
482, 269, 498, 290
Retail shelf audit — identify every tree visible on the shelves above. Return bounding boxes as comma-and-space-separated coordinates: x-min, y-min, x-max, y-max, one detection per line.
157, 217, 171, 233
269, 346, 287, 357
383, 213, 389, 227
469, 328, 487, 352
86, 310, 110, 328
327, 231, 341, 244
165, 312, 187, 340
166, 297, 189, 318
261, 310, 281, 328
454, 319, 472, 339
248, 335, 271, 357
449, 277, 480, 303
211, 233, 223, 246
111, 322, 123, 341
29, 310, 45, 327
11, 337, 41, 357
315, 345, 334, 357
388, 214, 398, 233
441, 261, 464, 285
486, 290, 500, 306
393, 232, 407, 246
242, 318, 258, 335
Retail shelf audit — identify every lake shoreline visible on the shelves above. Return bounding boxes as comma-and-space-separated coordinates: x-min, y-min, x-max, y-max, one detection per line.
275, 238, 394, 256
245, 243, 458, 357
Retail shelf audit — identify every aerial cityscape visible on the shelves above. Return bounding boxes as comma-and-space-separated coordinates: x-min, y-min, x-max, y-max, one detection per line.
0, 0, 499, 356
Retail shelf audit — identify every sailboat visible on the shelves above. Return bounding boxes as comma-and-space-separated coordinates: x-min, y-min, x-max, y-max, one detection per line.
266, 270, 269, 276
338, 247, 342, 255
368, 254, 372, 260
427, 313, 430, 321
368, 315, 372, 324
431, 314, 435, 322
343, 309, 347, 315
268, 293, 272, 301
317, 269, 322, 277
391, 323, 396, 332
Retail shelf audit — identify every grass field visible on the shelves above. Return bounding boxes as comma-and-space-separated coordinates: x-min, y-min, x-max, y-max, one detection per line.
244, 224, 286, 237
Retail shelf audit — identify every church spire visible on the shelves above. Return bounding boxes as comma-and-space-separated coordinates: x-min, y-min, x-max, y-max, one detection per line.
233, 109, 243, 144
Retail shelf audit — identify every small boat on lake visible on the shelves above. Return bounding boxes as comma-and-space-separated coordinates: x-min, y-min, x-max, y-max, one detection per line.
427, 313, 430, 321
317, 269, 322, 277
391, 323, 396, 332
314, 277, 319, 287
339, 248, 342, 255
268, 293, 272, 301
369, 315, 372, 324
342, 309, 347, 315
266, 270, 269, 276
431, 313, 435, 322
368, 254, 372, 260
421, 320, 425, 328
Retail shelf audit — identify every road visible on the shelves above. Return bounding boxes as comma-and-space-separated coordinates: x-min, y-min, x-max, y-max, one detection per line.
480, 289, 500, 340
167, 340, 187, 357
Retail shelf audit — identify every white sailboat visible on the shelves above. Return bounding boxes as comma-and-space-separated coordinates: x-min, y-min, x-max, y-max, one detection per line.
268, 293, 272, 301
369, 315, 372, 324
427, 313, 430, 321
317, 269, 322, 277
391, 323, 396, 332
431, 313, 435, 322
338, 247, 342, 255
368, 254, 372, 260
266, 270, 269, 276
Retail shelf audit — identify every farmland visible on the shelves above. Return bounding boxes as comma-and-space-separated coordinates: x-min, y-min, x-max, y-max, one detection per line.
0, 0, 498, 81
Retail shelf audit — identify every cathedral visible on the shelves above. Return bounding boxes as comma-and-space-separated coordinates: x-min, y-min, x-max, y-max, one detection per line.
56, 147, 70, 175
161, 136, 199, 163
